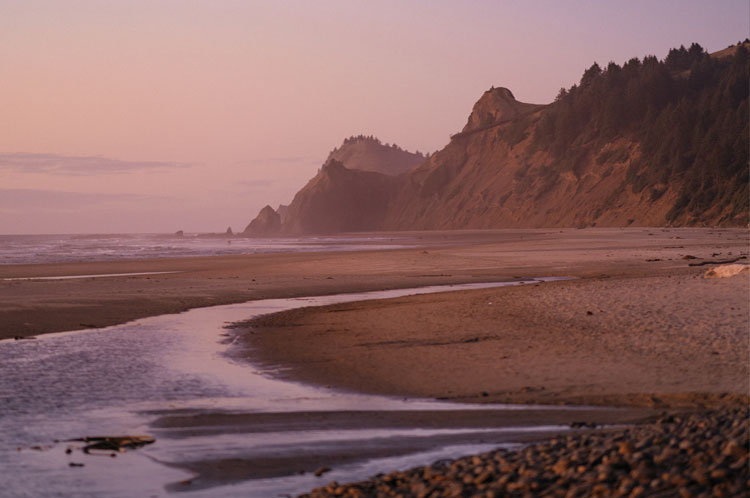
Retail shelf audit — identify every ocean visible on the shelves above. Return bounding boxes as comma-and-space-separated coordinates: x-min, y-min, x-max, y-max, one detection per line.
0, 233, 408, 265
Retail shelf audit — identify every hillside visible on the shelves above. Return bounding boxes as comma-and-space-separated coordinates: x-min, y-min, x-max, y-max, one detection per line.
383, 42, 749, 229
243, 41, 749, 235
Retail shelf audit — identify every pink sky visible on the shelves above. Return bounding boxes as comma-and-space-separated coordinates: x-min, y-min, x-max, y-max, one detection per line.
1, 0, 748, 234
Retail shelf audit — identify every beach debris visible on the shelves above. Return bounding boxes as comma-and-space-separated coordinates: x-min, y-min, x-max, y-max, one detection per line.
681, 254, 698, 260
703, 264, 750, 279
68, 462, 85, 468
13, 335, 36, 340
314, 466, 332, 477
689, 255, 746, 266
67, 435, 155, 454
28, 445, 53, 451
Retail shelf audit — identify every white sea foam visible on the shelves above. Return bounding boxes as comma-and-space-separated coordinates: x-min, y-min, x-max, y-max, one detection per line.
0, 233, 410, 265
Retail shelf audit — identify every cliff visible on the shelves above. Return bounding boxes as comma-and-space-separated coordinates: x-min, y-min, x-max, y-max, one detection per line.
243, 41, 749, 234
383, 42, 748, 229
244, 136, 423, 236
281, 160, 400, 234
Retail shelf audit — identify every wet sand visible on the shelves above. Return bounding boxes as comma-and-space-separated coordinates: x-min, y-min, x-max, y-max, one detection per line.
152, 408, 654, 491
2, 227, 747, 342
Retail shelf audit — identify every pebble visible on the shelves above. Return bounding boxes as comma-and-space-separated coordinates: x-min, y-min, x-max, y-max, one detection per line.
299, 407, 749, 497
314, 467, 332, 477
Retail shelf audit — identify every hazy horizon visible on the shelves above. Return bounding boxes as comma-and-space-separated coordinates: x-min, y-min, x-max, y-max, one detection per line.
2, 0, 748, 234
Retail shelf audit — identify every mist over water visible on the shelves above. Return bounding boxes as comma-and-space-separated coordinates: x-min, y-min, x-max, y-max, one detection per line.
0, 234, 409, 265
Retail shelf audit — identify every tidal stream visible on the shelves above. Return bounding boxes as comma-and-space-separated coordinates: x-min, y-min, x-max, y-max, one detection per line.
1, 278, 587, 498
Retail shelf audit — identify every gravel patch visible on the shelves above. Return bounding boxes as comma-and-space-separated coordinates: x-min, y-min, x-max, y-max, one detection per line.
301, 408, 749, 497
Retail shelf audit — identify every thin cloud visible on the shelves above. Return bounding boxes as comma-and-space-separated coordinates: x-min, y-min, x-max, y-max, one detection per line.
0, 153, 192, 176
240, 156, 321, 168
242, 156, 308, 165
236, 179, 276, 188
0, 188, 165, 209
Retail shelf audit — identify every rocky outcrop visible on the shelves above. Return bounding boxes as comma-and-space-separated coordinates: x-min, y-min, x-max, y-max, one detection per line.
243, 205, 281, 237
460, 87, 543, 133
326, 136, 424, 176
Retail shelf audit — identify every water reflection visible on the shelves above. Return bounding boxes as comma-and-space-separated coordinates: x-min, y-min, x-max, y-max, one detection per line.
0, 279, 576, 497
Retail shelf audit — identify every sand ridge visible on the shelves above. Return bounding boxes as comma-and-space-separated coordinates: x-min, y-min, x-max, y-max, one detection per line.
245, 272, 749, 408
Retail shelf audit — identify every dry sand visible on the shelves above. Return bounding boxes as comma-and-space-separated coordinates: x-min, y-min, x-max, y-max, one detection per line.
247, 272, 748, 409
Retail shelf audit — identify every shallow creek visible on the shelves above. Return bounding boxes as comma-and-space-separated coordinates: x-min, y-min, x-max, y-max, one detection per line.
1, 279, 596, 498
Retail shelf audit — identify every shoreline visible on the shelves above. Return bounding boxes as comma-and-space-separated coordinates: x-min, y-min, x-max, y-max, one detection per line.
4, 227, 748, 495
154, 407, 657, 492
2, 227, 747, 340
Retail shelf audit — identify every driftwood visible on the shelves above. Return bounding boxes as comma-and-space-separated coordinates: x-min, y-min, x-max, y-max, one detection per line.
68, 435, 155, 454
689, 256, 747, 267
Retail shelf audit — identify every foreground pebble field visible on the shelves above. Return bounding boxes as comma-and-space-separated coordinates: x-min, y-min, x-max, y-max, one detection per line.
303, 408, 749, 498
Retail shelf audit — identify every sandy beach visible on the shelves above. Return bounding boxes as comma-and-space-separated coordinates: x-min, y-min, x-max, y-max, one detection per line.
3, 228, 748, 495
246, 270, 748, 408
3, 227, 747, 344
225, 227, 749, 496
3, 227, 748, 406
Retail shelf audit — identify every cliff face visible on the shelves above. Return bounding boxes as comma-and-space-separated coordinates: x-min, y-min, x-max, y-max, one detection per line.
382, 87, 650, 229
242, 136, 424, 236
281, 160, 400, 234
382, 118, 657, 229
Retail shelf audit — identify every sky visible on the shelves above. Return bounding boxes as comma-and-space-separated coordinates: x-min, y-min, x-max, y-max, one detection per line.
1, 0, 748, 234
